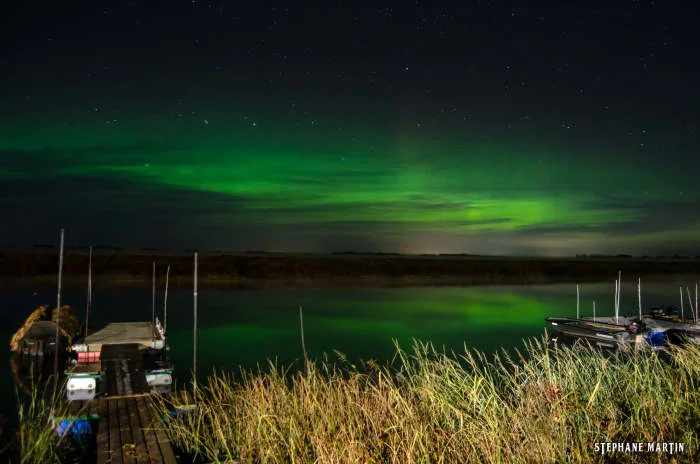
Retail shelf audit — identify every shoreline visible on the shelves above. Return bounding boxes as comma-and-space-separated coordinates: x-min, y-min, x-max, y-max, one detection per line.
1, 272, 698, 291
1, 251, 699, 290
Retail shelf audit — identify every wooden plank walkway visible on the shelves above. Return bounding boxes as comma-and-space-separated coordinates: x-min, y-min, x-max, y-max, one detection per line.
101, 346, 149, 397
96, 394, 177, 464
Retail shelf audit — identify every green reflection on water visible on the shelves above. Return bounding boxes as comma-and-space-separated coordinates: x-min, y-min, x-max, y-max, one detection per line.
164, 285, 574, 380
0, 281, 695, 424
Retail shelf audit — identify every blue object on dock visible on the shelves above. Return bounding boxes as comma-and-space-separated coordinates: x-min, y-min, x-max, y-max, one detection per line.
646, 331, 666, 347
57, 419, 93, 437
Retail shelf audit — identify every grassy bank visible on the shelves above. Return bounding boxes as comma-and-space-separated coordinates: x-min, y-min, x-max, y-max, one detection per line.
158, 337, 700, 464
1, 251, 700, 289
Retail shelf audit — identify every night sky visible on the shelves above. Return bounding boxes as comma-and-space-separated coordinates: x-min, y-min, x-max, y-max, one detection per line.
1, 1, 698, 256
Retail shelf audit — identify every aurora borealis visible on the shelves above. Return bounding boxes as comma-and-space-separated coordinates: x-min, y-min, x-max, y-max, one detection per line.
1, 2, 698, 255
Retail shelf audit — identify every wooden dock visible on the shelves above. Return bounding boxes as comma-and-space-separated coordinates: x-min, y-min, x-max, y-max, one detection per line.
96, 394, 177, 464
97, 343, 176, 463
57, 341, 178, 464
101, 343, 150, 397
57, 393, 177, 464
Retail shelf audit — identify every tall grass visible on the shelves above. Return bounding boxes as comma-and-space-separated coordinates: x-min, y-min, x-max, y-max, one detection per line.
156, 337, 700, 463
1, 379, 70, 464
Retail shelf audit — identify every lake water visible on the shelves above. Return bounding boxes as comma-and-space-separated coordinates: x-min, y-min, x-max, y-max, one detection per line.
0, 281, 694, 425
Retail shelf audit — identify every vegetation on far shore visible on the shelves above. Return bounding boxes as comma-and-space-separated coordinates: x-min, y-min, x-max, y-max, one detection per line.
157, 337, 700, 464
1, 251, 700, 289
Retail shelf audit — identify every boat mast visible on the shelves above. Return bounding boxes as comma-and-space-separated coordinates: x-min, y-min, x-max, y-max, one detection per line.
614, 279, 618, 323
54, 228, 65, 378
680, 286, 684, 322
576, 284, 580, 319
616, 270, 622, 323
164, 265, 170, 335
85, 245, 93, 339
193, 252, 198, 396
593, 300, 596, 322
151, 261, 156, 334
637, 278, 642, 321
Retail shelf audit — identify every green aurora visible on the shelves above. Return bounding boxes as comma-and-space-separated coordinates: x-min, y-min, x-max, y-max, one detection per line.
1, 116, 699, 255
1, 1, 699, 255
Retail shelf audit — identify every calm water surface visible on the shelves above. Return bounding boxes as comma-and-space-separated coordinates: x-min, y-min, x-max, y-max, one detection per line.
0, 282, 693, 423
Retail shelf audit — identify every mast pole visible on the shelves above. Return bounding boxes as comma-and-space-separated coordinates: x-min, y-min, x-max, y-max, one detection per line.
616, 270, 622, 323
85, 245, 92, 339
637, 277, 642, 321
164, 265, 170, 335
614, 279, 618, 322
152, 261, 156, 333
680, 286, 684, 322
193, 253, 198, 397
576, 284, 580, 319
54, 228, 65, 378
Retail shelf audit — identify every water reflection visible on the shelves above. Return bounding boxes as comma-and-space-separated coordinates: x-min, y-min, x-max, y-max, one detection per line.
1, 282, 694, 411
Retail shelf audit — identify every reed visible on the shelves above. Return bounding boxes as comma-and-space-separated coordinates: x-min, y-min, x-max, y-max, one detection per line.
154, 337, 700, 463
2, 379, 71, 464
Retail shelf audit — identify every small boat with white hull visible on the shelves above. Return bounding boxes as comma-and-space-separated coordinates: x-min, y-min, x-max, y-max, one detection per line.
640, 307, 700, 344
545, 316, 644, 348
65, 317, 172, 400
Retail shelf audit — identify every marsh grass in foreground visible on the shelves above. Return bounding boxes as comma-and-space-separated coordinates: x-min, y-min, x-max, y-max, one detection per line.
156, 337, 700, 463
1, 379, 72, 464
